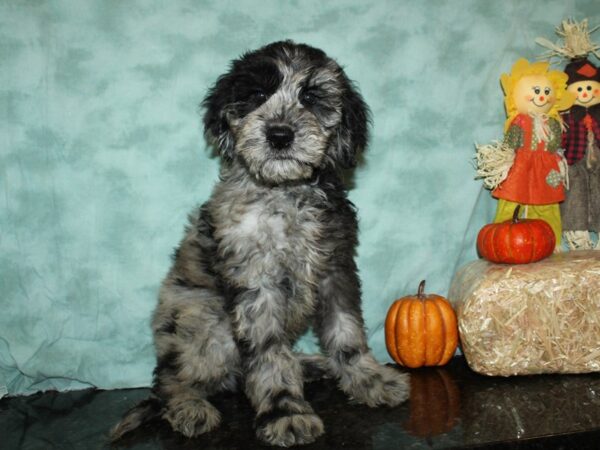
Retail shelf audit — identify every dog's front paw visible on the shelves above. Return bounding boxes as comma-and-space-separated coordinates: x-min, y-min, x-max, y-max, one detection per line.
164, 398, 221, 438
339, 355, 410, 407
358, 364, 410, 407
256, 413, 324, 447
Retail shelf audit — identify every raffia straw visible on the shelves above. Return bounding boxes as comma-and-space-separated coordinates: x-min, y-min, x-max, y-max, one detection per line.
449, 251, 600, 376
564, 231, 594, 250
536, 18, 600, 61
474, 141, 515, 190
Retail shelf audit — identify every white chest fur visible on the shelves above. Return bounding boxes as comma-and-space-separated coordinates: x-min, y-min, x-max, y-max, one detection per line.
210, 180, 326, 291
234, 203, 288, 246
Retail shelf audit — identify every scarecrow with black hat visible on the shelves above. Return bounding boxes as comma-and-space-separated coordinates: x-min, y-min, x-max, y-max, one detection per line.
538, 19, 600, 249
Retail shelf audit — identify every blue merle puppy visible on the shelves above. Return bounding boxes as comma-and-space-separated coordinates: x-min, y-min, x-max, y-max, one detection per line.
110, 40, 409, 447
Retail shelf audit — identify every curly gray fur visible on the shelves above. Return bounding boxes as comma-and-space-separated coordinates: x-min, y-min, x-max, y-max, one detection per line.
110, 40, 408, 447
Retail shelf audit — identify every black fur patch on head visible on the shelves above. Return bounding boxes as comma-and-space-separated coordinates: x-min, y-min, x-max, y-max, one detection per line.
202, 40, 370, 170
202, 49, 283, 160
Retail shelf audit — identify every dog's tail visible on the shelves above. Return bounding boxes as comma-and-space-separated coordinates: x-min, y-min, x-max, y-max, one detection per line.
109, 396, 164, 442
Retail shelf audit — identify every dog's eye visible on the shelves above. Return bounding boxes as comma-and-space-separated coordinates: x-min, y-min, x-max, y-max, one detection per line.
300, 91, 318, 106
248, 90, 267, 103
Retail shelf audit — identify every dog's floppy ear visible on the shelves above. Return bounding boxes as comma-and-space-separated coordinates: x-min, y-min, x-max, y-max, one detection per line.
202, 73, 236, 160
332, 76, 370, 168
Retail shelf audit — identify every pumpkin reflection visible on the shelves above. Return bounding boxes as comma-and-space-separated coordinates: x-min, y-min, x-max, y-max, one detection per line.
404, 368, 461, 437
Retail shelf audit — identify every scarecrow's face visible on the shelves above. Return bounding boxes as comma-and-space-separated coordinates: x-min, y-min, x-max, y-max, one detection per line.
513, 75, 555, 115
567, 80, 600, 107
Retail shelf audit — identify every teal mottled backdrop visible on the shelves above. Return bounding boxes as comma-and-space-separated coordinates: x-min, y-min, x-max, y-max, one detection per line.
1, 0, 598, 397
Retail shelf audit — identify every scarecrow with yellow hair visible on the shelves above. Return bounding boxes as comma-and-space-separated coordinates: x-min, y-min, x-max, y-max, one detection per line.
476, 58, 575, 247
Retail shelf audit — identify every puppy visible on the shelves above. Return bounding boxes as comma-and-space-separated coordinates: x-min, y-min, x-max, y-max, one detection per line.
111, 40, 408, 447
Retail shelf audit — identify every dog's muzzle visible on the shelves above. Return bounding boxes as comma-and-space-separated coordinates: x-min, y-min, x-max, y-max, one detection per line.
266, 125, 295, 150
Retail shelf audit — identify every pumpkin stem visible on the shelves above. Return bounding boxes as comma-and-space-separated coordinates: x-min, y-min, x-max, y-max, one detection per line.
512, 205, 521, 223
417, 280, 426, 299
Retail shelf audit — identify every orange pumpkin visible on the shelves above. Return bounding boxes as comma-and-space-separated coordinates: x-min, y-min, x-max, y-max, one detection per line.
477, 205, 555, 264
385, 280, 458, 368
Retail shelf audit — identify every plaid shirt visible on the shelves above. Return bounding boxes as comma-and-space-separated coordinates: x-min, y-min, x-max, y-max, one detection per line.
561, 104, 600, 165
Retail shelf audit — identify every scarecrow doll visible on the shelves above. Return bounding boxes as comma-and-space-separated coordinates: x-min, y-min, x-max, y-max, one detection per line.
476, 58, 575, 248
538, 19, 600, 250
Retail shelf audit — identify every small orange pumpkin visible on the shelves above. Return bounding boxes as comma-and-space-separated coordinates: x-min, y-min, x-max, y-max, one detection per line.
477, 205, 555, 264
385, 280, 458, 368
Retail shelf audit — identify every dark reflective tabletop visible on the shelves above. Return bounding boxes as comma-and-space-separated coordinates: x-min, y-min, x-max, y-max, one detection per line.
2, 357, 600, 449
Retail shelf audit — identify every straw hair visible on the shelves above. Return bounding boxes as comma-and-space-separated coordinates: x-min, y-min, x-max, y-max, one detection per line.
500, 58, 574, 132
536, 18, 600, 61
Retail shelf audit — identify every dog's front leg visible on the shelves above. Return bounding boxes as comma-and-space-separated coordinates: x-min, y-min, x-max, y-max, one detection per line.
315, 267, 410, 408
232, 287, 325, 447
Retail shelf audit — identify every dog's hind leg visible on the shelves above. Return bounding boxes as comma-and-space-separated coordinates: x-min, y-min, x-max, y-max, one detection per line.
315, 266, 410, 408
111, 206, 241, 440
151, 280, 241, 438
110, 280, 239, 441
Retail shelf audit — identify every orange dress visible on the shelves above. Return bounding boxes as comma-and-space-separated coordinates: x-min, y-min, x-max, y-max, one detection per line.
493, 114, 565, 205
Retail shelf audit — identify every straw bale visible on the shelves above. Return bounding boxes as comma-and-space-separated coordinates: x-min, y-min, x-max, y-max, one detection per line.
449, 251, 600, 376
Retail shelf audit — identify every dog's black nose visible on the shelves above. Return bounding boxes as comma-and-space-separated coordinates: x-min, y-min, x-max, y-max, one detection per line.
266, 125, 294, 150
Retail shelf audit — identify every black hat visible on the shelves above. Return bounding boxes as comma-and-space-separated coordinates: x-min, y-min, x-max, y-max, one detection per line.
565, 58, 600, 84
